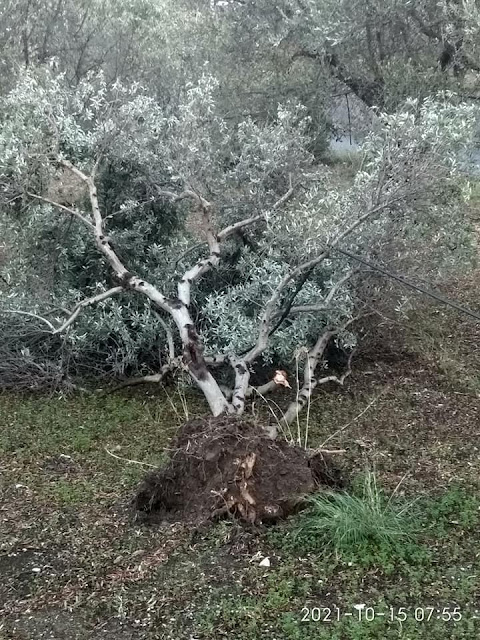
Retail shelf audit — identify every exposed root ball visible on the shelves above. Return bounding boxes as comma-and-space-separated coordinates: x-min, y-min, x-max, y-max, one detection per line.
134, 416, 343, 525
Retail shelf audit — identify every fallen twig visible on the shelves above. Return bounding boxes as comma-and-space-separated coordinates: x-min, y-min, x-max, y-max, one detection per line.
105, 447, 157, 468
318, 387, 388, 448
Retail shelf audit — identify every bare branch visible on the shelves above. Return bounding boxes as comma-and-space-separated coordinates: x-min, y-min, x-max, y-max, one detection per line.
313, 448, 347, 455
246, 379, 279, 398
156, 187, 212, 211
284, 304, 338, 316
58, 158, 91, 187
273, 269, 356, 323
173, 243, 205, 270
57, 161, 228, 414
104, 363, 173, 395
167, 179, 296, 308
315, 347, 355, 387
178, 192, 219, 306
282, 316, 359, 425
319, 388, 388, 448
2, 288, 123, 336
53, 286, 123, 334
27, 192, 95, 229
105, 447, 157, 468
0, 309, 56, 332
217, 213, 265, 241
218, 178, 295, 242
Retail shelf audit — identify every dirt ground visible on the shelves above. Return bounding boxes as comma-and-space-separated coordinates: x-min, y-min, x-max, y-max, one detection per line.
1, 300, 480, 639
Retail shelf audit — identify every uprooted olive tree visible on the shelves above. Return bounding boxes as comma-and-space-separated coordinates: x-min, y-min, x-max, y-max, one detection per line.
0, 69, 477, 423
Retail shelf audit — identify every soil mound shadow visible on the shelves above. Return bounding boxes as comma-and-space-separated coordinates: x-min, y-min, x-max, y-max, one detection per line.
134, 415, 343, 525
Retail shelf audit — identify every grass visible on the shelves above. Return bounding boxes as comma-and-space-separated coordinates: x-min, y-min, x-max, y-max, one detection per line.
185, 487, 480, 639
294, 472, 416, 552
1, 316, 480, 640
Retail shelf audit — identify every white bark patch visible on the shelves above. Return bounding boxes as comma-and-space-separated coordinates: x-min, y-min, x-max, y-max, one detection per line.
230, 357, 250, 415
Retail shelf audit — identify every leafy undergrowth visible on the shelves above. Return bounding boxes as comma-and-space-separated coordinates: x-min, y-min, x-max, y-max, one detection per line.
1, 327, 480, 638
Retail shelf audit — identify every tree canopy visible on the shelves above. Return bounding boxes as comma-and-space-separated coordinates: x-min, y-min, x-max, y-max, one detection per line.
0, 0, 478, 418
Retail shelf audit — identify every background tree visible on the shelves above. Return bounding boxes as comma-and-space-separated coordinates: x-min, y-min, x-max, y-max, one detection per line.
215, 0, 480, 111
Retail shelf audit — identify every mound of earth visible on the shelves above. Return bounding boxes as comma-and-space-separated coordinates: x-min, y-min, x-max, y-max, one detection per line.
134, 415, 343, 525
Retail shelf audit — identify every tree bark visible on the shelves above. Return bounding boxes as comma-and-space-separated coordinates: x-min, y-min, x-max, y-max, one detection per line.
57, 160, 231, 415
282, 329, 336, 425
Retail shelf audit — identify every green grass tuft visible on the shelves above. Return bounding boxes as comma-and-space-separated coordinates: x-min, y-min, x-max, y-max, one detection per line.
294, 472, 416, 552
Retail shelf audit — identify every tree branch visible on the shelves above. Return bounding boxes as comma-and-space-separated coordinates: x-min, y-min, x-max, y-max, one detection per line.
59, 157, 172, 313
27, 192, 95, 229
53, 286, 123, 334
409, 8, 480, 73
246, 379, 279, 398
1, 288, 123, 335
408, 8, 441, 41
316, 348, 354, 387
282, 328, 337, 426
217, 177, 295, 242
229, 357, 250, 414
156, 188, 209, 206
104, 363, 173, 395
244, 201, 378, 365
176, 181, 294, 306
157, 315, 175, 360
282, 318, 358, 425
177, 192, 220, 306
0, 309, 56, 332
168, 179, 296, 308
294, 49, 384, 108
269, 270, 356, 335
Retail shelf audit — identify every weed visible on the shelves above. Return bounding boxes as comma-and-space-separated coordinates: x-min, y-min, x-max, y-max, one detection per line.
422, 486, 480, 535
46, 478, 96, 506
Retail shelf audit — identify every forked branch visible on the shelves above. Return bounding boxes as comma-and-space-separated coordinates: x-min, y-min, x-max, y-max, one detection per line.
282, 317, 358, 425
2, 288, 123, 334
